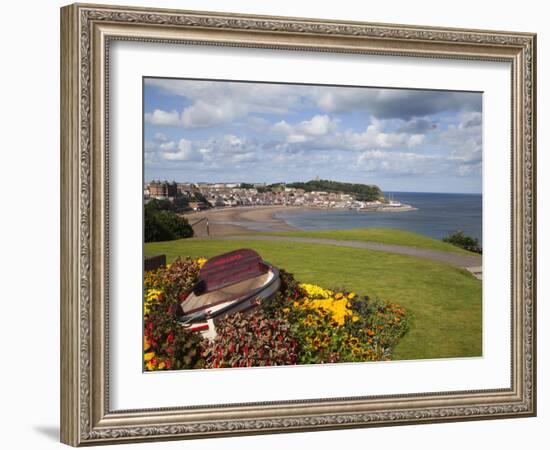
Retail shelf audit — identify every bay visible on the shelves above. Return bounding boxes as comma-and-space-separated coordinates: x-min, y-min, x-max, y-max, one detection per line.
275, 192, 483, 244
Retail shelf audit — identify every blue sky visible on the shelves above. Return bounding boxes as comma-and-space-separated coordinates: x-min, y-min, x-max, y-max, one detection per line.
144, 78, 482, 193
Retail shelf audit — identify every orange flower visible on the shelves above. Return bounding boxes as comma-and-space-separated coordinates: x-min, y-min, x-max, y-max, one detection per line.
143, 336, 151, 351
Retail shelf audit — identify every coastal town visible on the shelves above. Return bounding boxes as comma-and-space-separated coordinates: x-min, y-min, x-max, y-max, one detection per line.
144, 180, 415, 212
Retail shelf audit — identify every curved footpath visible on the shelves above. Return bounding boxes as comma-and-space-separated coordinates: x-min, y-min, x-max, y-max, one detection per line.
208, 235, 482, 278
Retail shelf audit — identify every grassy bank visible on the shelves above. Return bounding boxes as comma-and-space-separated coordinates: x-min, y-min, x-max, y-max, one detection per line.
145, 237, 482, 361
264, 228, 474, 255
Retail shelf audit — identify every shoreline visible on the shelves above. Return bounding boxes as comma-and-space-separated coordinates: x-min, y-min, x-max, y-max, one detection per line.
183, 204, 417, 237
183, 205, 301, 237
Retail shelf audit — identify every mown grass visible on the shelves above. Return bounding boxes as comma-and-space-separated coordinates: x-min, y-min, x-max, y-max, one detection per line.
145, 238, 482, 361
264, 228, 474, 255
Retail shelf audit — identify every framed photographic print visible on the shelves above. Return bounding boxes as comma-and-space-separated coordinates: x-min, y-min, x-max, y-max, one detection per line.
60, 3, 536, 446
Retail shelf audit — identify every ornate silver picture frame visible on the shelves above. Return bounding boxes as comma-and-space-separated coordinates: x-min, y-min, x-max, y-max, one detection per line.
60, 3, 536, 446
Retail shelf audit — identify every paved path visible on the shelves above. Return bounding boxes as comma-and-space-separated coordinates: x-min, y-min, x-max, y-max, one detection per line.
210, 235, 482, 274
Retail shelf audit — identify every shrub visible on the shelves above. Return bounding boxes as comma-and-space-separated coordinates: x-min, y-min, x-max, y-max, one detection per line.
260, 269, 304, 319
143, 256, 412, 370
143, 258, 205, 370
288, 285, 411, 364
202, 309, 299, 368
443, 230, 481, 253
345, 296, 411, 360
145, 201, 193, 242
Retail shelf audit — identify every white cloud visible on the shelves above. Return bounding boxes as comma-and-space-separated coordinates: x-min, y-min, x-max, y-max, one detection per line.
459, 111, 482, 129
154, 132, 168, 142
181, 100, 245, 129
268, 115, 427, 155
271, 115, 340, 144
344, 118, 425, 150
156, 134, 259, 166
297, 115, 338, 136
144, 79, 483, 186
144, 109, 183, 127
356, 149, 441, 175
437, 111, 482, 169
158, 141, 176, 151
162, 139, 202, 161
145, 79, 309, 129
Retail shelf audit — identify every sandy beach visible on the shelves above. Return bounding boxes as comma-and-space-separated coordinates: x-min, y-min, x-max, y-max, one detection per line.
183, 206, 300, 237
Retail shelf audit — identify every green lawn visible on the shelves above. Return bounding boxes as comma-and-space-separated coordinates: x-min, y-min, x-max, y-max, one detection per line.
264, 228, 473, 255
145, 237, 482, 361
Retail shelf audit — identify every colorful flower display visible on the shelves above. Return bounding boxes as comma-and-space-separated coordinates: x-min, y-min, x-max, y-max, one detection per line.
144, 257, 411, 370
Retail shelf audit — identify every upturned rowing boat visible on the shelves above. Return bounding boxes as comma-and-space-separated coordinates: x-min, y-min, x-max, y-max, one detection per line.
175, 249, 281, 340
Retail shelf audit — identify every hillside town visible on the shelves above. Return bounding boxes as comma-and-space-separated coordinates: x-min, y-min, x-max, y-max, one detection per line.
144, 180, 414, 212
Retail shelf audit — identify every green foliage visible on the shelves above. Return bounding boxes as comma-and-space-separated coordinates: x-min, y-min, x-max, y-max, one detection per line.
284, 291, 411, 365
172, 196, 190, 211
286, 179, 383, 201
146, 198, 175, 212
260, 269, 304, 319
144, 258, 204, 370
144, 256, 412, 370
346, 296, 411, 359
443, 230, 482, 253
201, 310, 299, 368
145, 201, 193, 242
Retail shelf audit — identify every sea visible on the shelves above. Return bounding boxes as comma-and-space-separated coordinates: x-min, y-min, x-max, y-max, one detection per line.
275, 192, 483, 244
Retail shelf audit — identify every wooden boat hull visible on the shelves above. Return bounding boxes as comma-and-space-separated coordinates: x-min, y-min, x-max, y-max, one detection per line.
177, 249, 281, 340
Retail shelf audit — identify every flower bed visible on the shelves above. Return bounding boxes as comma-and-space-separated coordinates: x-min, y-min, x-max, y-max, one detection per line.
144, 257, 411, 370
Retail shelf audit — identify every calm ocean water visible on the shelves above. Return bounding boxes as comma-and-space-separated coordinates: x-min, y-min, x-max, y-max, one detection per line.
275, 192, 482, 244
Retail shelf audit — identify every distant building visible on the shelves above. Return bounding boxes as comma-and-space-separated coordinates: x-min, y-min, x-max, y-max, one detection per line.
148, 181, 177, 199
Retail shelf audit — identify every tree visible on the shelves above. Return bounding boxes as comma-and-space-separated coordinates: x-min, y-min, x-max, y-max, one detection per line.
442, 230, 481, 253
146, 198, 175, 212
145, 202, 193, 242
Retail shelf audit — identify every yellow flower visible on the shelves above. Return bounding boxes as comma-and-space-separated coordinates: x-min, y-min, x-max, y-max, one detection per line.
197, 257, 208, 268
146, 361, 155, 371
347, 292, 356, 299
144, 336, 151, 351
293, 301, 300, 308
282, 307, 290, 314
335, 292, 343, 299
144, 351, 155, 362
158, 361, 166, 370
146, 289, 162, 301
299, 283, 332, 299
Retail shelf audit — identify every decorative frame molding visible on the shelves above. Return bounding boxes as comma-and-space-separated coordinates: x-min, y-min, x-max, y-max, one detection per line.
60, 3, 536, 446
